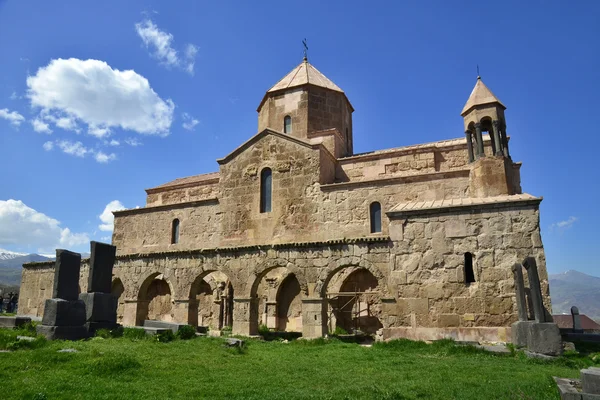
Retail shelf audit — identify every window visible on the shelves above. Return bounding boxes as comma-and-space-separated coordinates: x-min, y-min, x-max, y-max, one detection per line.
370, 202, 382, 233
284, 115, 292, 134
464, 252, 475, 283
260, 168, 272, 213
171, 219, 180, 244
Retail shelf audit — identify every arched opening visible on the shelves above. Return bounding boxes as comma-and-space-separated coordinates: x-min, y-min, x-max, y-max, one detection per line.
464, 252, 475, 283
283, 115, 292, 134
249, 266, 304, 335
136, 274, 173, 325
370, 202, 382, 233
260, 168, 272, 213
480, 118, 495, 156
111, 278, 125, 324
188, 271, 234, 331
325, 267, 382, 335
171, 219, 180, 244
276, 274, 302, 332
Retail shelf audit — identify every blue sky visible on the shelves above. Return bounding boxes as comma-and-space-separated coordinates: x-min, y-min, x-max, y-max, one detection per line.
0, 1, 598, 275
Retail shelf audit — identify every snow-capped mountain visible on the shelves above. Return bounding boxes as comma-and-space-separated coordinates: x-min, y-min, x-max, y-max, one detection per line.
0, 249, 28, 261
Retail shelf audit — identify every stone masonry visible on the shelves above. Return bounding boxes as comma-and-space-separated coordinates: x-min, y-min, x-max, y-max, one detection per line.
19, 58, 551, 342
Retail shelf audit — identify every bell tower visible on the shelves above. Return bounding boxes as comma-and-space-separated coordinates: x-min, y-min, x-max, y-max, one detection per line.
257, 57, 354, 157
461, 76, 521, 197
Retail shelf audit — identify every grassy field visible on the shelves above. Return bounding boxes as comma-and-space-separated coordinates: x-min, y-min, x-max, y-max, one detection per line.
0, 326, 594, 400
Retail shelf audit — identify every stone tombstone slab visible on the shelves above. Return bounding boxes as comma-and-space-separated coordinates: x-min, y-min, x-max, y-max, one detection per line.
512, 263, 528, 322
87, 241, 116, 293
572, 306, 583, 333
41, 298, 86, 326
79, 292, 117, 323
526, 322, 563, 356
522, 257, 545, 323
52, 249, 82, 301
582, 368, 600, 395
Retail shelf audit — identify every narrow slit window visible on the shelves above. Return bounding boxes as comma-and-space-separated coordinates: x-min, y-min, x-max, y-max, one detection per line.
465, 252, 475, 283
370, 202, 382, 233
171, 219, 180, 244
260, 168, 272, 213
284, 115, 292, 134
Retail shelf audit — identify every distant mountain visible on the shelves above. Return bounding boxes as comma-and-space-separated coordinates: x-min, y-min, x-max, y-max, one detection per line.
550, 270, 600, 321
0, 253, 53, 286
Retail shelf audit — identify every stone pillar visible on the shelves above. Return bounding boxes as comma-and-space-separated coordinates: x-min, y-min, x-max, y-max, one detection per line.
522, 257, 545, 323
512, 263, 528, 322
501, 129, 510, 158
465, 130, 474, 163
301, 297, 326, 339
475, 123, 484, 158
492, 120, 503, 156
232, 297, 256, 336
122, 300, 138, 326
571, 306, 583, 333
265, 301, 277, 330
172, 299, 189, 324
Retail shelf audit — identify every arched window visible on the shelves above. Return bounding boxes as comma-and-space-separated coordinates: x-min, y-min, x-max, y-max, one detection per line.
260, 168, 272, 213
284, 115, 292, 134
464, 252, 475, 283
370, 202, 382, 233
171, 219, 180, 244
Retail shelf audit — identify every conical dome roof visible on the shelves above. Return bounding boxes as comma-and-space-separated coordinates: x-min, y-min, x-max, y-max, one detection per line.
267, 58, 344, 93
461, 77, 505, 116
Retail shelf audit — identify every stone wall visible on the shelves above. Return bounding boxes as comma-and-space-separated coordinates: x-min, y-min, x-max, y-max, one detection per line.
146, 181, 219, 207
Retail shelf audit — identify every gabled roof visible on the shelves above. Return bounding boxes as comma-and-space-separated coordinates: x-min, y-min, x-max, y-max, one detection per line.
216, 128, 323, 165
461, 77, 506, 116
146, 172, 220, 194
267, 58, 343, 93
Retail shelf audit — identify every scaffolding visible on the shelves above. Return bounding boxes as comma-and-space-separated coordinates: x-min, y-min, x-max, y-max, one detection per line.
326, 288, 380, 334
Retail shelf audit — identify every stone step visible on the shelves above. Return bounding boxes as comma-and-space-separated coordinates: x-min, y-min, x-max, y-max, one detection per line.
0, 316, 32, 328
143, 320, 186, 333
136, 326, 171, 336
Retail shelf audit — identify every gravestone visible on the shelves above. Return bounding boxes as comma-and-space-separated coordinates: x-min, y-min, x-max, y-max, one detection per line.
36, 250, 89, 340
571, 306, 583, 334
511, 257, 562, 356
79, 241, 119, 334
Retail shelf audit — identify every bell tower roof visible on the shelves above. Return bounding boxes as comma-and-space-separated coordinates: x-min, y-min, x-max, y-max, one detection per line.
461, 77, 505, 116
267, 58, 344, 94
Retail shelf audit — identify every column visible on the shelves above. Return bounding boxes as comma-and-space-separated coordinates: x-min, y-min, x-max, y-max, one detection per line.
265, 300, 277, 330
465, 130, 474, 163
501, 129, 510, 158
475, 123, 484, 158
522, 257, 545, 323
232, 297, 259, 336
492, 120, 503, 156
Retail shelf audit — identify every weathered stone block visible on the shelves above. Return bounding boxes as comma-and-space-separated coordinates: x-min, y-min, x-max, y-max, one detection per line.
42, 298, 86, 327
444, 220, 467, 238
526, 322, 563, 356
36, 325, 89, 340
438, 314, 460, 327
0, 316, 32, 328
79, 292, 118, 323
511, 320, 534, 347
88, 241, 117, 293
582, 368, 600, 395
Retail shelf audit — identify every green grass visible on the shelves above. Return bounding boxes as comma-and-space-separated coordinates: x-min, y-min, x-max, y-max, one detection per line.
0, 329, 594, 400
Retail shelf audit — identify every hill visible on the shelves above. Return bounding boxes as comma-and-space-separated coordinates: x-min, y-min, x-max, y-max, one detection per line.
0, 253, 52, 286
549, 270, 600, 321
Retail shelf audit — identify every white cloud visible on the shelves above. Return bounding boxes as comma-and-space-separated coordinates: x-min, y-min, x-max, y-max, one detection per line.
42, 141, 53, 151
125, 137, 142, 146
56, 140, 89, 157
108, 139, 120, 146
31, 117, 52, 134
99, 200, 125, 232
182, 112, 199, 131
10, 92, 18, 100
0, 108, 25, 127
0, 199, 89, 252
94, 151, 117, 163
55, 116, 79, 132
27, 58, 174, 136
551, 216, 578, 230
135, 18, 198, 75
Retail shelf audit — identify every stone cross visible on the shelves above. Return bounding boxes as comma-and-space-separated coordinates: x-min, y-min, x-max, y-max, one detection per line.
87, 241, 116, 293
52, 250, 82, 301
512, 263, 528, 321
571, 306, 583, 333
522, 257, 545, 323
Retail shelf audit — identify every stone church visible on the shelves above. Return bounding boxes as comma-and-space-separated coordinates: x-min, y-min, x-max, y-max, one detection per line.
20, 57, 551, 342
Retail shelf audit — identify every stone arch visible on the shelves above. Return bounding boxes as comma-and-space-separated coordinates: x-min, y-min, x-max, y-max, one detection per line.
275, 273, 302, 332
111, 278, 125, 324
245, 259, 308, 335
136, 272, 175, 325
320, 265, 384, 335
242, 258, 308, 298
187, 270, 234, 331
315, 258, 388, 299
